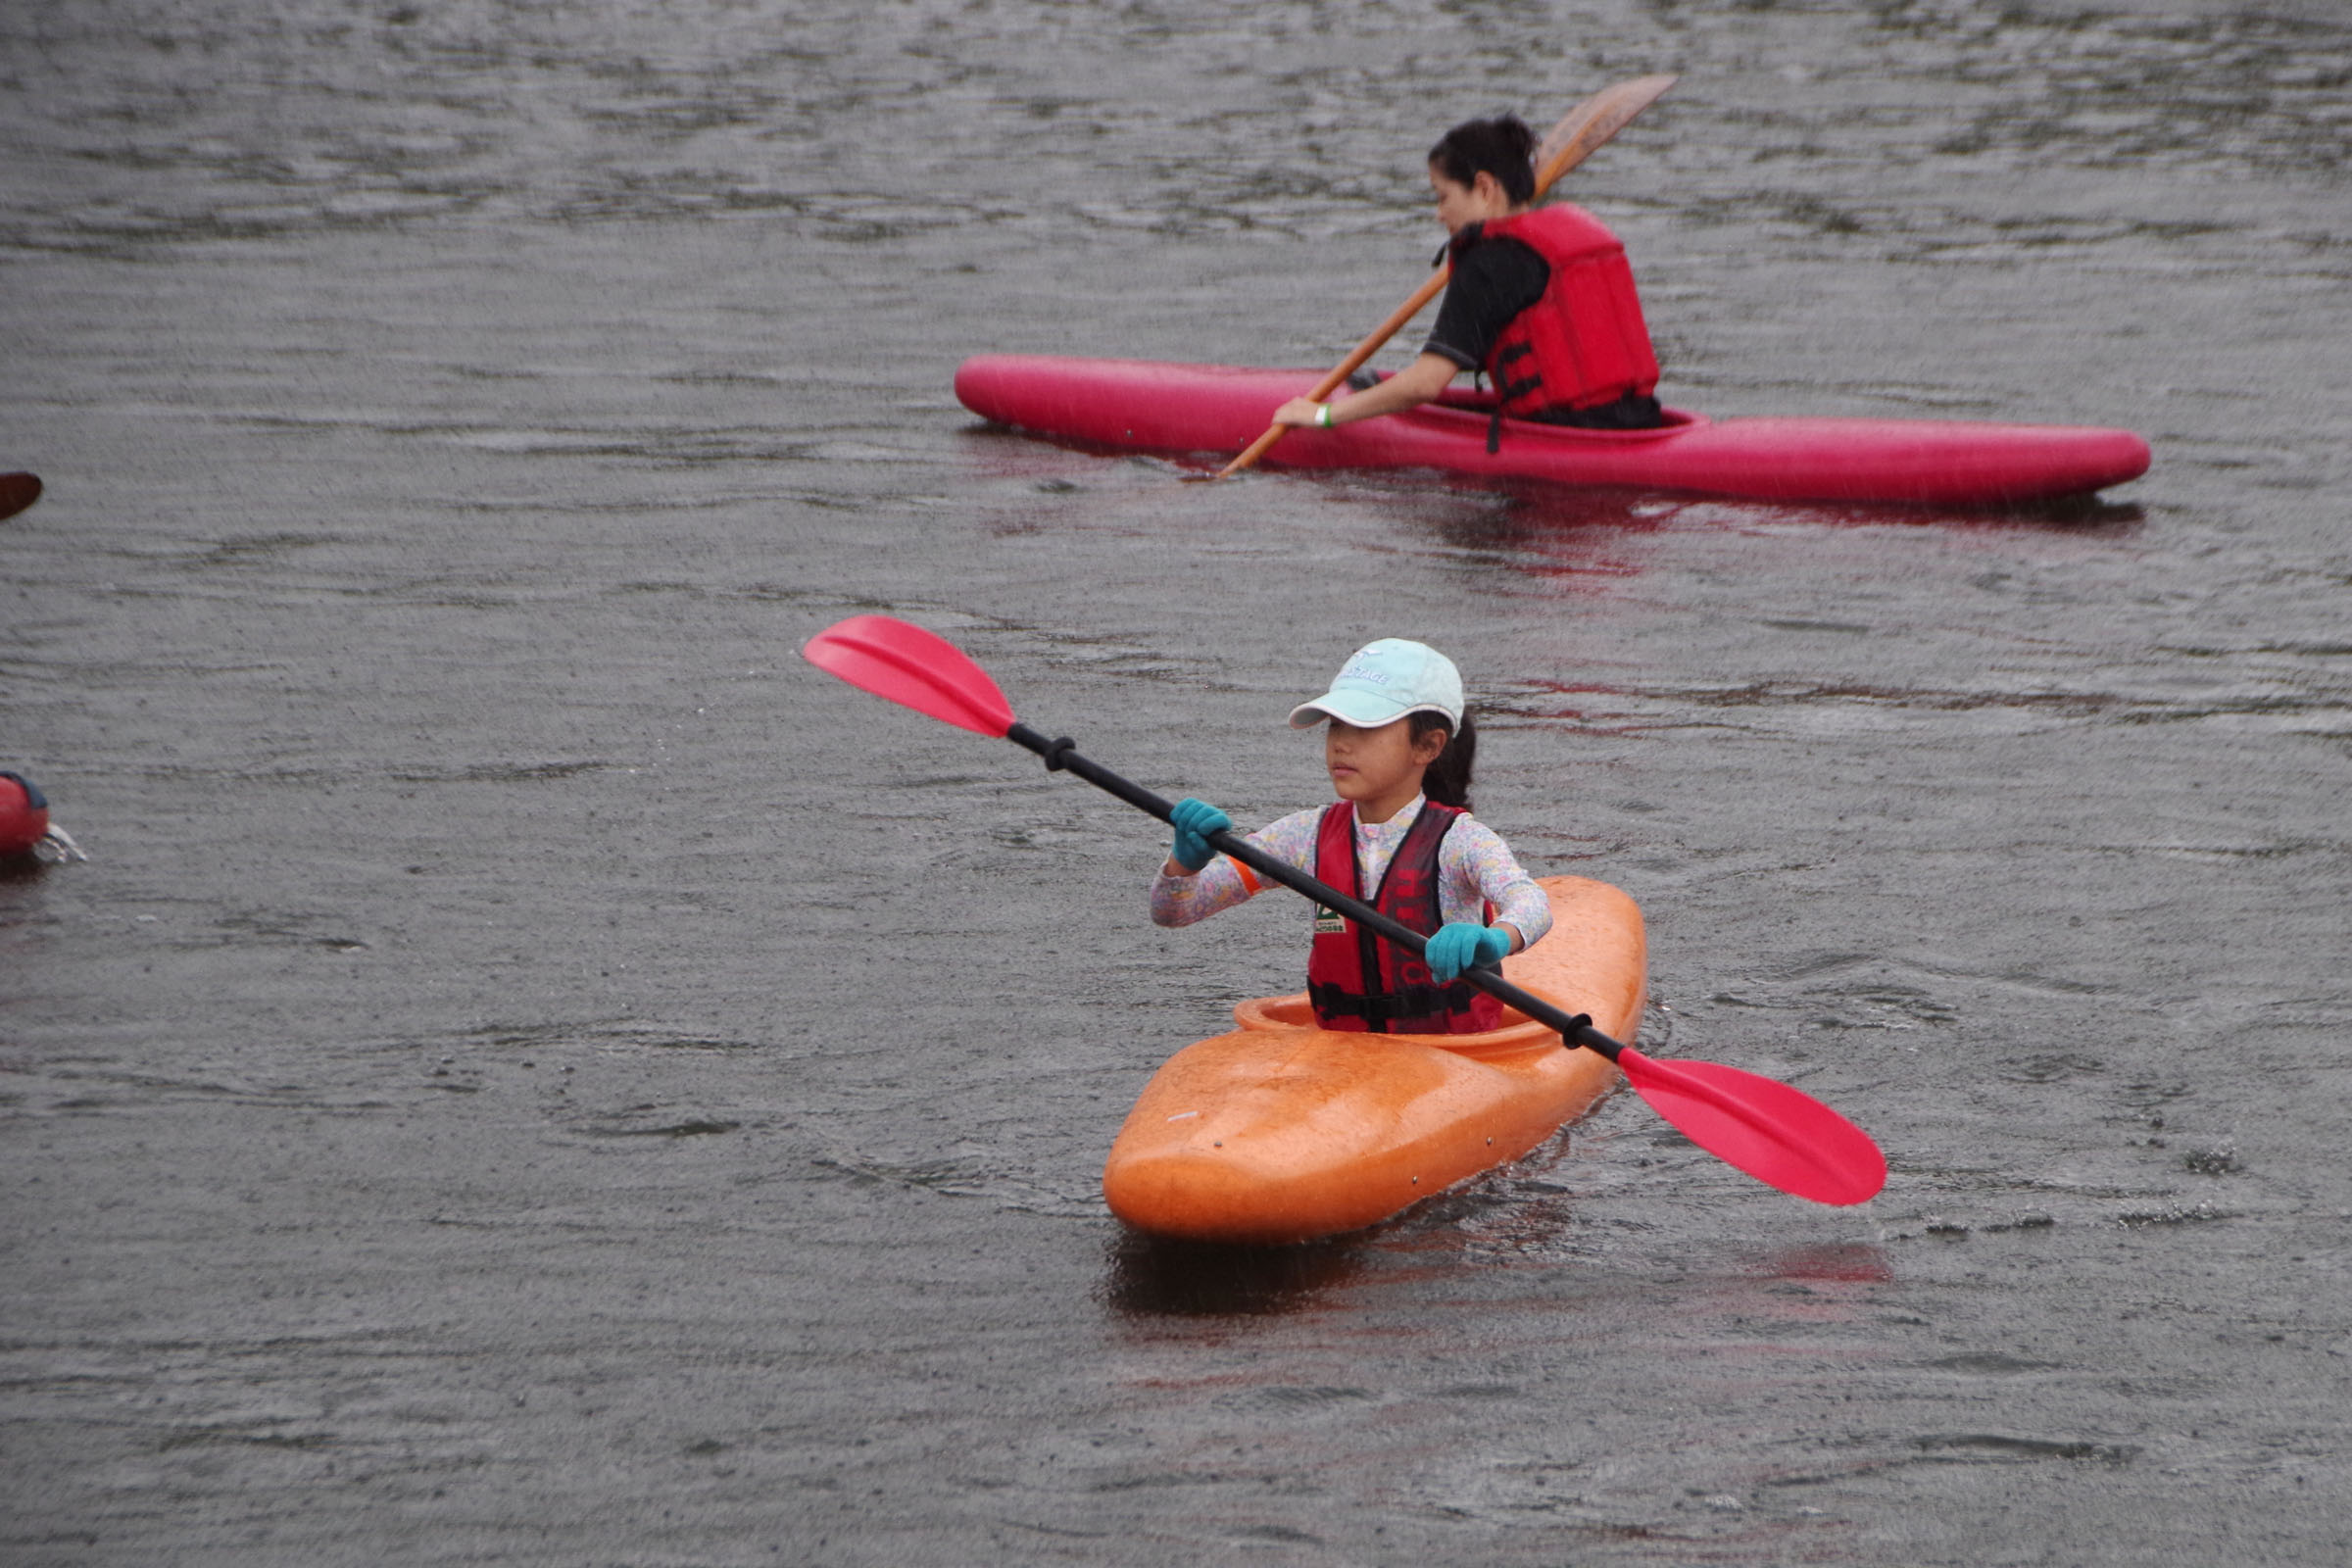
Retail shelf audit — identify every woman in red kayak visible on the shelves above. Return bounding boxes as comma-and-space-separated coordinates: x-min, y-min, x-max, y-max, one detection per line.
1272, 115, 1663, 445
1150, 639, 1549, 1036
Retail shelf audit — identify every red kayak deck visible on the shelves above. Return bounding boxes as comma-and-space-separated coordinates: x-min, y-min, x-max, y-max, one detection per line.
1102, 876, 1643, 1246
956, 355, 2149, 507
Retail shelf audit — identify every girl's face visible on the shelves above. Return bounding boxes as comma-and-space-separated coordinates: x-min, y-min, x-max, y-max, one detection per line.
1325, 716, 1446, 819
1429, 164, 1511, 233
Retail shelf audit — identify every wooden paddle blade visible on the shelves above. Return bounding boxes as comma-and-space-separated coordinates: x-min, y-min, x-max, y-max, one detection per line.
803, 614, 1016, 738
1207, 423, 1288, 481
1532, 74, 1677, 192
0, 472, 40, 521
1617, 1047, 1886, 1205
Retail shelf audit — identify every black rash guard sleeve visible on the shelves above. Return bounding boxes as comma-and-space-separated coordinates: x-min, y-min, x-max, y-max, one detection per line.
1422, 236, 1550, 373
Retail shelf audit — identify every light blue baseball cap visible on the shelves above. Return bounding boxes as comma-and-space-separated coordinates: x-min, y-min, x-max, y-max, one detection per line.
1287, 639, 1465, 729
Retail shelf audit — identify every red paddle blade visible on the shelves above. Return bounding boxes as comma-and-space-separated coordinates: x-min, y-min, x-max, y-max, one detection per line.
0, 472, 39, 521
1617, 1047, 1886, 1205
803, 614, 1016, 738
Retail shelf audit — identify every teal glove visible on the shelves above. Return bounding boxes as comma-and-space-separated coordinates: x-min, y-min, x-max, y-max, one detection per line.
1167, 797, 1231, 873
1425, 921, 1511, 982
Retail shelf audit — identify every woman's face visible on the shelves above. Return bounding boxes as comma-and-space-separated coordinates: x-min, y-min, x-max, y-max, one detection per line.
1429, 164, 1509, 233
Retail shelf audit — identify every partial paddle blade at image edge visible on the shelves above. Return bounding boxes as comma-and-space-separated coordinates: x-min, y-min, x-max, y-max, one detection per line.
0, 472, 40, 521
1618, 1048, 1886, 1205
803, 614, 1017, 738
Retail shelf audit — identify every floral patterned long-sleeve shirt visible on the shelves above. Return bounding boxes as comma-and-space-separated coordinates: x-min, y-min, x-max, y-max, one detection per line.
1149, 796, 1551, 947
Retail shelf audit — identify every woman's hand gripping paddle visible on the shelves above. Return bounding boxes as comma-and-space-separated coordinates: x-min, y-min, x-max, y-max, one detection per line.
1193, 73, 1678, 484
803, 613, 1886, 1206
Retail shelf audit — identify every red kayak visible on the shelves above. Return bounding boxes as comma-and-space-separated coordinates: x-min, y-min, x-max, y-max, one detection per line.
956, 356, 2150, 507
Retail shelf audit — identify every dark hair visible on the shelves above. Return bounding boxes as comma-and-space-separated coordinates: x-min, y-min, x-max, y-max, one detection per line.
1410, 710, 1478, 811
1428, 116, 1538, 205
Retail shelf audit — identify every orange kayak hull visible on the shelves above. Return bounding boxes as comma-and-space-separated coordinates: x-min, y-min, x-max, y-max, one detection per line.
1103, 876, 1646, 1245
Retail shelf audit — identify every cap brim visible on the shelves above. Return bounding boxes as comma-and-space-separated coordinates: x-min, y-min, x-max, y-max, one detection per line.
1289, 694, 1450, 729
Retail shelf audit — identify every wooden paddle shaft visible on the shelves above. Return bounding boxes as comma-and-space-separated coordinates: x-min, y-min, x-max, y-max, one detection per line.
1004, 721, 1620, 1060
1213, 268, 1451, 478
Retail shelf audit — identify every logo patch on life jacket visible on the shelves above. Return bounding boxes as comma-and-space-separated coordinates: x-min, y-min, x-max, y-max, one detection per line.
1313, 905, 1347, 935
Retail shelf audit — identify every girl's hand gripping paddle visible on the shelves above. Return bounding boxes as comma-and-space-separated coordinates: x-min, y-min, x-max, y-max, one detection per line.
804, 614, 1886, 1206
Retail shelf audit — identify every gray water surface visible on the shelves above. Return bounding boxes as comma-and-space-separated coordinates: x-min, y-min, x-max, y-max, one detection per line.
5, 1, 2350, 1563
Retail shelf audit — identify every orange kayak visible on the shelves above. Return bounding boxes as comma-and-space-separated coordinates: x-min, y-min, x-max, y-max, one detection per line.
1103, 875, 1646, 1245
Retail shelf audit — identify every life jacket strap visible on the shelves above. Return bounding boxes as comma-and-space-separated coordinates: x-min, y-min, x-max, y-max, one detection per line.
1309, 977, 1486, 1033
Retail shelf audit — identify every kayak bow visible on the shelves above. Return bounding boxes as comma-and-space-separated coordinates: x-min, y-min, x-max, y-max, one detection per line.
1104, 875, 1643, 1245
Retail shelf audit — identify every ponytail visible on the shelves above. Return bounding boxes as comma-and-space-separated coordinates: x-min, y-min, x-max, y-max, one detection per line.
1410, 710, 1478, 811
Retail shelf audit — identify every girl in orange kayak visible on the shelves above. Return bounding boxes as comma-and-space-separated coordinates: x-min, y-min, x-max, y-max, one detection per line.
1270, 115, 1663, 444
1151, 639, 1550, 1036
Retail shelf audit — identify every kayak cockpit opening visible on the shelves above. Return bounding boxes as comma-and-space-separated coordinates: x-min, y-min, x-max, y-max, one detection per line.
1350, 369, 1704, 439
1431, 389, 1705, 440
1233, 991, 1554, 1055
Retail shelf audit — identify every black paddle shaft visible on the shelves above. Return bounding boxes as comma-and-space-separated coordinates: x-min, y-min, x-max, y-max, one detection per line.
1004, 721, 1624, 1062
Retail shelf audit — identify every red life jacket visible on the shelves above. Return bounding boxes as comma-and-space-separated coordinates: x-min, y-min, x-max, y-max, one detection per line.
1454, 204, 1659, 419
1304, 801, 1505, 1036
